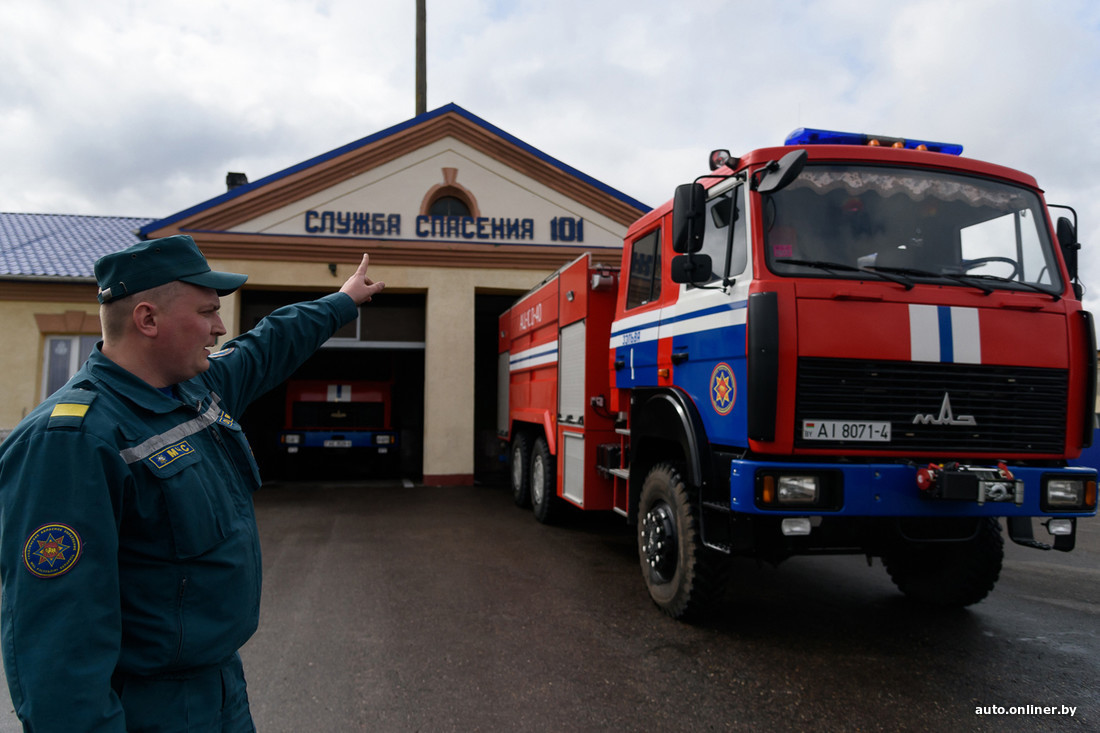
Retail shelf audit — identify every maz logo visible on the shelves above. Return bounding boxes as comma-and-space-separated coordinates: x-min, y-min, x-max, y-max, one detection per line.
912, 393, 976, 426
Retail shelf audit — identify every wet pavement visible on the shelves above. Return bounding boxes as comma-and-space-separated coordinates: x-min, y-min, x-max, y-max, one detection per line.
1, 479, 1098, 731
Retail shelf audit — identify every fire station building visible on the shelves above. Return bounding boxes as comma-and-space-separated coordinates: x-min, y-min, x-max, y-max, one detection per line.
0, 104, 649, 485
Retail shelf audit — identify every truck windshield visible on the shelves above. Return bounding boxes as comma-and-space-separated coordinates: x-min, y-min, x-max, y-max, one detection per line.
763, 165, 1063, 295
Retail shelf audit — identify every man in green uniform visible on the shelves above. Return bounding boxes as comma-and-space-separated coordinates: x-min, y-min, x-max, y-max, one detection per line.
0, 235, 385, 731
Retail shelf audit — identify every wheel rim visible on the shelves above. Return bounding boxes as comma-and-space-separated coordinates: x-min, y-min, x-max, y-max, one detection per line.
511, 444, 524, 492
642, 502, 677, 583
531, 455, 545, 505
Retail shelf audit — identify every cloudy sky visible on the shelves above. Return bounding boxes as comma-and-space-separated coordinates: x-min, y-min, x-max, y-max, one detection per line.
4, 0, 1100, 302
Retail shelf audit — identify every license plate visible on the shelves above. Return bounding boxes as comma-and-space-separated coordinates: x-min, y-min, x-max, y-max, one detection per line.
802, 420, 891, 442
323, 439, 353, 448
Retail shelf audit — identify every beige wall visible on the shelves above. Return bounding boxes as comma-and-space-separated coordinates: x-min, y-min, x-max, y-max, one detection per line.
0, 300, 101, 431
2, 257, 549, 480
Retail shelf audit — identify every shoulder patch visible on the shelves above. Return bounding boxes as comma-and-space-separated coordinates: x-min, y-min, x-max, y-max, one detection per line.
23, 523, 83, 578
208, 346, 235, 359
47, 389, 97, 430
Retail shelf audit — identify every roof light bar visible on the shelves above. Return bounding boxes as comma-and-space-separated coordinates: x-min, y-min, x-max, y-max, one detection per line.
785, 127, 963, 156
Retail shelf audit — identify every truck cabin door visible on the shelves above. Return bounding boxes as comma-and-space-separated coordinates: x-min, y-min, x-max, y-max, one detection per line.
613, 226, 664, 389
665, 181, 752, 448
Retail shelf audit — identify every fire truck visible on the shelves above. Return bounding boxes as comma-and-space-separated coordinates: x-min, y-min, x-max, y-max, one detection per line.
498, 128, 1098, 619
278, 378, 397, 463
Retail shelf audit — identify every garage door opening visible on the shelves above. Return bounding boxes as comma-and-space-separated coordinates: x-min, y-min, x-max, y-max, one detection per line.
239, 290, 425, 483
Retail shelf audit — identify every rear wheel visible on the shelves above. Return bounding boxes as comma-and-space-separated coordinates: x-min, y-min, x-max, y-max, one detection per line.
883, 517, 1004, 607
530, 436, 563, 524
638, 463, 726, 620
509, 433, 531, 508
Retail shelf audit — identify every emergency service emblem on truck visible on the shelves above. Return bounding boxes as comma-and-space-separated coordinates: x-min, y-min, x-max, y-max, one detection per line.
500, 128, 1097, 620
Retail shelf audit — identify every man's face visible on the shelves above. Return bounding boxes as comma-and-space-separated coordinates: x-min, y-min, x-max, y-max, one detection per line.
155, 284, 227, 384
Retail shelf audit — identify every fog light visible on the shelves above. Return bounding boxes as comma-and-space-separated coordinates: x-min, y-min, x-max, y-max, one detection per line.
1046, 479, 1084, 507
778, 476, 819, 505
1047, 519, 1073, 536
781, 518, 812, 536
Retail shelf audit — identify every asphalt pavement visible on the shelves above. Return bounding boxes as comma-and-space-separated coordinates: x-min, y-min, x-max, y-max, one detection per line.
0, 479, 1097, 731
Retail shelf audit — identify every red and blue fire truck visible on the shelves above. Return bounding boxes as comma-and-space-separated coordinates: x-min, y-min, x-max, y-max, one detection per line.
278, 378, 397, 460
499, 127, 1097, 619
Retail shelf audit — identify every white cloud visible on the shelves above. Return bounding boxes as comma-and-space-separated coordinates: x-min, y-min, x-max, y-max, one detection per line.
2, 0, 1099, 307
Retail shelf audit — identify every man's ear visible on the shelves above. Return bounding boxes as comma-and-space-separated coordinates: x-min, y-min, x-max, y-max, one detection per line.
132, 301, 159, 337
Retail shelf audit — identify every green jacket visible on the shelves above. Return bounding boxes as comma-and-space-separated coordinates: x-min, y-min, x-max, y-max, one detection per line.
0, 292, 359, 730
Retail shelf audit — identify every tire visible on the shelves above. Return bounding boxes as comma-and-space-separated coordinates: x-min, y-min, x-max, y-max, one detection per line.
883, 517, 1004, 607
530, 436, 563, 524
509, 433, 531, 508
637, 463, 726, 620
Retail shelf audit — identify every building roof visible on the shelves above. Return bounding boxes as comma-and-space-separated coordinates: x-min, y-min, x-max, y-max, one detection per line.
0, 212, 154, 279
139, 103, 650, 237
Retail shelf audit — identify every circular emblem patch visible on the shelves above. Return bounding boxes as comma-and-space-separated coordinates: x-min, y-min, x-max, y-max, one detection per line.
710, 362, 736, 416
23, 524, 82, 579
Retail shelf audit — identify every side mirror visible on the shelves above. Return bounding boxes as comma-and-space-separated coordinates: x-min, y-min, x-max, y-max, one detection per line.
671, 183, 705, 253
1057, 216, 1080, 280
755, 149, 808, 194
1057, 216, 1078, 248
671, 253, 713, 284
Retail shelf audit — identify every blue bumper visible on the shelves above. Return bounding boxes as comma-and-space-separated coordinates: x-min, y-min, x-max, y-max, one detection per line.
728, 460, 1097, 518
279, 430, 398, 450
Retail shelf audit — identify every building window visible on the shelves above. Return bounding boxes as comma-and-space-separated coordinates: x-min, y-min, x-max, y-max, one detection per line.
419, 167, 481, 219
43, 335, 99, 398
428, 195, 471, 217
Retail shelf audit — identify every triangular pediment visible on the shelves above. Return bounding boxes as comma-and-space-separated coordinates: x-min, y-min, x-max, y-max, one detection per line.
140, 105, 648, 269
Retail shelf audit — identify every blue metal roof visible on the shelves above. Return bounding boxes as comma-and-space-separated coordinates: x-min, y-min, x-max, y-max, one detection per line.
140, 103, 650, 236
0, 212, 154, 278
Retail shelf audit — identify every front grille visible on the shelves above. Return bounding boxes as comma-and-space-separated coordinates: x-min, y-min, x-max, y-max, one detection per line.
292, 402, 385, 429
794, 357, 1068, 453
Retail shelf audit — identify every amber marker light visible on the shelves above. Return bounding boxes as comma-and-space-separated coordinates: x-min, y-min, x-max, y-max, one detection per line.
762, 475, 776, 504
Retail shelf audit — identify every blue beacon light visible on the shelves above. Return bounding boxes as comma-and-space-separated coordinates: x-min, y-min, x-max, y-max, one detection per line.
785, 127, 963, 156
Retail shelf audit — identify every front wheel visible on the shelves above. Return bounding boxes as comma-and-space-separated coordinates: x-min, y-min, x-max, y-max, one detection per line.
637, 463, 725, 620
882, 517, 1004, 607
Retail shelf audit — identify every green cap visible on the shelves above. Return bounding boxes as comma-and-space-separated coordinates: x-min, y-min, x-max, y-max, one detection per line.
95, 235, 248, 303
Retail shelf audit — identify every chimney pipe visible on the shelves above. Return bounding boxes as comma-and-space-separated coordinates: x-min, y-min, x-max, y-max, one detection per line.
226, 172, 249, 191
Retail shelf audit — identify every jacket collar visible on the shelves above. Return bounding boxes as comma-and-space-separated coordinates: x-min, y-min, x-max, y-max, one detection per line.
84, 343, 211, 413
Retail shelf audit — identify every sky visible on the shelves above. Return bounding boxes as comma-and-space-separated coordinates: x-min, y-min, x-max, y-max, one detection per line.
3, 0, 1100, 305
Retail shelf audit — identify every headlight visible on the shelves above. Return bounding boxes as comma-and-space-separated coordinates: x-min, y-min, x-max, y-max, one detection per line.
375, 434, 394, 446
777, 476, 819, 504
1042, 476, 1097, 511
756, 470, 842, 510
1046, 479, 1084, 507
283, 434, 301, 445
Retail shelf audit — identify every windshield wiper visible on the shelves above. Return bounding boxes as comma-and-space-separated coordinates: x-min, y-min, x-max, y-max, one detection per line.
963, 273, 1060, 301
775, 258, 914, 290
871, 264, 1059, 300
866, 264, 995, 295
